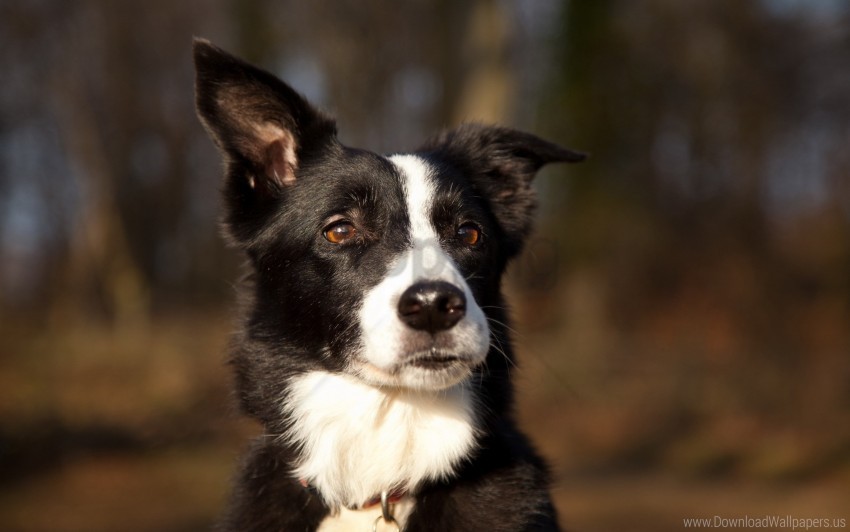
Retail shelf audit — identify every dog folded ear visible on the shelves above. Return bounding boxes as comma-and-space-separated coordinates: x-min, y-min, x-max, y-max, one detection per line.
422, 123, 585, 256
193, 38, 336, 194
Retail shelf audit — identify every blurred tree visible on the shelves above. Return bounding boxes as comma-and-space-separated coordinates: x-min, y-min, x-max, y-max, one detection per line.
0, 0, 527, 323
0, 0, 236, 324
51, 44, 148, 328
451, 0, 516, 124
543, 0, 849, 316
530, 0, 850, 472
0, 0, 847, 359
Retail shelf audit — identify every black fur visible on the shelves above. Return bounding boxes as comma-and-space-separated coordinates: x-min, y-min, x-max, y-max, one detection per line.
193, 38, 584, 531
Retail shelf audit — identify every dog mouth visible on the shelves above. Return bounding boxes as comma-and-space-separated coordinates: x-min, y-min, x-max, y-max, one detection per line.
354, 346, 482, 390
407, 349, 463, 369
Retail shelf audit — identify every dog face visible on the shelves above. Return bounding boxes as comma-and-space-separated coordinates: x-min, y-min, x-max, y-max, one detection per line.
194, 39, 584, 393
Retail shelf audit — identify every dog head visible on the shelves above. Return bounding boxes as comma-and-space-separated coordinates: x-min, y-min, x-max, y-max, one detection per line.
194, 39, 584, 395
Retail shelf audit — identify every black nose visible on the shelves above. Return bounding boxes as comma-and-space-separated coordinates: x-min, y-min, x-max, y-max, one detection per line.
397, 281, 466, 334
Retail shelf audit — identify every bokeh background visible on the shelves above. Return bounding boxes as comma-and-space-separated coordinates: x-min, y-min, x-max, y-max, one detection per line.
2, 1, 849, 531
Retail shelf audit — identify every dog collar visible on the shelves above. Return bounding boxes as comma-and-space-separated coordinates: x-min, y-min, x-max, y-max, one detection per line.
299, 479, 408, 510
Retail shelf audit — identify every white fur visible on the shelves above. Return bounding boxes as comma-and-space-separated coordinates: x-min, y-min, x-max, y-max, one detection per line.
284, 371, 479, 512
357, 154, 490, 389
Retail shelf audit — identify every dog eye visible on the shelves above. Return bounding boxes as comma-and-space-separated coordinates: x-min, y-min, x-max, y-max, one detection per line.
324, 221, 357, 244
456, 223, 482, 246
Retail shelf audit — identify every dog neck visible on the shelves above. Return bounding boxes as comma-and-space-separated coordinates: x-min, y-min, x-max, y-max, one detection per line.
282, 371, 479, 510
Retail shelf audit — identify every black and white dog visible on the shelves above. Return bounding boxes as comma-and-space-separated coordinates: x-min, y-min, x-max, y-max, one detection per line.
194, 39, 584, 531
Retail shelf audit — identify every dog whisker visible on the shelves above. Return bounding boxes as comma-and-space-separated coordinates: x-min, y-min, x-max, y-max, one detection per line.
485, 315, 522, 338
488, 338, 518, 371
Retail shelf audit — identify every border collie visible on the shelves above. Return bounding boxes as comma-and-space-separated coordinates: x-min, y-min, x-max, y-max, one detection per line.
193, 39, 584, 531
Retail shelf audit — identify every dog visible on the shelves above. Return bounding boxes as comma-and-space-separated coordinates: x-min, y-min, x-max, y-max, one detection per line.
193, 38, 584, 531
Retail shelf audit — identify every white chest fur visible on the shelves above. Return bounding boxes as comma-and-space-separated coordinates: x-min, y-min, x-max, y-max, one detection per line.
283, 371, 479, 511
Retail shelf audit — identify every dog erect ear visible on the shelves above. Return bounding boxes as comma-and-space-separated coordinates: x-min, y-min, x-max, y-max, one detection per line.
193, 38, 336, 193
423, 123, 585, 256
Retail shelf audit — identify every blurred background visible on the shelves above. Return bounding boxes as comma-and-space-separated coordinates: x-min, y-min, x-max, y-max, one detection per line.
1, 0, 849, 530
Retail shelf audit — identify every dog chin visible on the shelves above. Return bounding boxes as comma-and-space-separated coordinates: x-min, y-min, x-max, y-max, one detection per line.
354, 356, 480, 391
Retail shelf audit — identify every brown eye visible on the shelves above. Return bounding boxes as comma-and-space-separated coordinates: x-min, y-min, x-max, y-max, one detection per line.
457, 223, 481, 246
324, 221, 357, 244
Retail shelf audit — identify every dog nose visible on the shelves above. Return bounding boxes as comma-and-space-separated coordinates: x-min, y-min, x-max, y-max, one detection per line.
397, 281, 466, 333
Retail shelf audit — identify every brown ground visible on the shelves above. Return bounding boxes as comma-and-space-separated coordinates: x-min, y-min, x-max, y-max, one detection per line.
1, 314, 848, 531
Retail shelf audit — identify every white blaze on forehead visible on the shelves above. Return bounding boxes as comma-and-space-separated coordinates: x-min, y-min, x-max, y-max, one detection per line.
388, 154, 456, 281
391, 154, 440, 245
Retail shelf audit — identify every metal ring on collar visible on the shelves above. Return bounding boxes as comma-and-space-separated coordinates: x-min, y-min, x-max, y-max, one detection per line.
373, 491, 400, 531
372, 514, 400, 532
